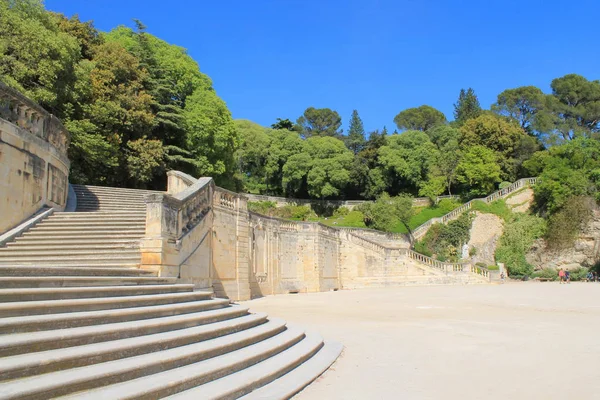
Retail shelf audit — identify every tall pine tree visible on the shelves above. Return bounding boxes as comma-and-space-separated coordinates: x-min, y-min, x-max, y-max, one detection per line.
346, 110, 366, 154
453, 88, 482, 125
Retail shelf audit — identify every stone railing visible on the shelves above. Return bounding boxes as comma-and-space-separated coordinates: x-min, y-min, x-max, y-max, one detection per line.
338, 227, 409, 247
213, 187, 243, 212
0, 82, 71, 233
404, 249, 468, 274
144, 176, 212, 242
469, 265, 490, 279
244, 193, 459, 210
412, 178, 539, 240
0, 81, 69, 155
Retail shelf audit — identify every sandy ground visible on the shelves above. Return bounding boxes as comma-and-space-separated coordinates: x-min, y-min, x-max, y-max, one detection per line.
240, 283, 600, 400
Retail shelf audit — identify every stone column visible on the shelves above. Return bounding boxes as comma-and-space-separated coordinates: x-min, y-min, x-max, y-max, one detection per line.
140, 193, 180, 276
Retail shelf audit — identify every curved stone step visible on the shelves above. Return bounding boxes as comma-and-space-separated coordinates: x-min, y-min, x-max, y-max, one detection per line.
0, 284, 193, 302
57, 327, 305, 400
166, 331, 325, 400
27, 226, 145, 232
0, 266, 154, 277
0, 249, 141, 257
0, 313, 273, 381
0, 291, 212, 318
0, 297, 230, 333
3, 244, 140, 251
0, 304, 248, 357
0, 259, 141, 267
0, 276, 176, 288
13, 238, 142, 244
239, 340, 343, 400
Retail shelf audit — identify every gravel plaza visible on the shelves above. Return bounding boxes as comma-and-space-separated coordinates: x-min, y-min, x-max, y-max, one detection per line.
242, 283, 600, 400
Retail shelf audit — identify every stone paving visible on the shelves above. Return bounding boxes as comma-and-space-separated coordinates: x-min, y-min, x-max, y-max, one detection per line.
241, 282, 600, 400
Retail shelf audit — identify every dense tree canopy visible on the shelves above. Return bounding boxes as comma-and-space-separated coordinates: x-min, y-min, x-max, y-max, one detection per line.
394, 105, 446, 131
3, 0, 600, 235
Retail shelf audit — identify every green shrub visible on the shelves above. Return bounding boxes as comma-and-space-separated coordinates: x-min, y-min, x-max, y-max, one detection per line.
437, 199, 462, 214
569, 267, 589, 281
487, 265, 499, 270
276, 205, 315, 221
333, 206, 350, 217
469, 247, 478, 256
415, 213, 473, 262
533, 268, 557, 281
546, 196, 594, 250
495, 213, 545, 278
499, 181, 512, 190
248, 201, 277, 215
475, 262, 486, 268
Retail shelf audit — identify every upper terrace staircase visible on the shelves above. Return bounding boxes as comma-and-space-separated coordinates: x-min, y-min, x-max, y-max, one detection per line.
0, 184, 342, 399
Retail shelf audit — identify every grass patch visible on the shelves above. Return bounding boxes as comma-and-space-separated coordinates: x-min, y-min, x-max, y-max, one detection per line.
314, 210, 367, 228
470, 199, 512, 220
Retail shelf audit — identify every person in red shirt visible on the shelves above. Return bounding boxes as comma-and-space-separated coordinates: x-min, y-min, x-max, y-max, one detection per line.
558, 268, 565, 284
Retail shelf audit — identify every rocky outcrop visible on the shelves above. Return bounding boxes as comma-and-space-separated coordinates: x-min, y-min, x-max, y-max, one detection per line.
467, 212, 503, 266
526, 210, 600, 270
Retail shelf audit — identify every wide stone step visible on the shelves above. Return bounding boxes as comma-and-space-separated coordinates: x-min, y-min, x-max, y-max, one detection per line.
0, 291, 212, 318
0, 312, 271, 381
5, 243, 140, 251
40, 218, 146, 226
0, 297, 230, 333
0, 276, 176, 288
72, 184, 161, 194
238, 340, 344, 400
0, 304, 248, 357
18, 233, 143, 240
0, 284, 193, 303
0, 257, 141, 266
0, 249, 141, 257
0, 266, 154, 277
167, 331, 325, 399
56, 327, 305, 400
29, 225, 146, 235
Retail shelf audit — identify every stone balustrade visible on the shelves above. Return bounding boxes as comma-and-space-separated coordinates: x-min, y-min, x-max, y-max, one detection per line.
244, 193, 459, 210
0, 82, 69, 155
0, 82, 71, 233
412, 178, 539, 240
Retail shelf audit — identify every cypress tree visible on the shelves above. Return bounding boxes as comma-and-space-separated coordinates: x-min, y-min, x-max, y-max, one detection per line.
346, 110, 366, 154
454, 88, 482, 125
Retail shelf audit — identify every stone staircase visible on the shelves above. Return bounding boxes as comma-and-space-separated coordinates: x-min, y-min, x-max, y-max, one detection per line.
0, 185, 342, 399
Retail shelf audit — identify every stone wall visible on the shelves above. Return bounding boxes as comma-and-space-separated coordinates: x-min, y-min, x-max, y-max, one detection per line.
143, 172, 490, 301
0, 82, 70, 233
245, 193, 459, 210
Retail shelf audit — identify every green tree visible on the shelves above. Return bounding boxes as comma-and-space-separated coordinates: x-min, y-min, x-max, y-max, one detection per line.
345, 109, 366, 154
234, 119, 270, 193
271, 118, 295, 131
184, 87, 238, 187
549, 74, 600, 140
460, 114, 528, 180
491, 86, 550, 134
264, 129, 305, 195
0, 0, 80, 115
421, 125, 461, 196
378, 130, 438, 192
394, 105, 446, 131
359, 193, 414, 235
282, 136, 353, 198
454, 88, 482, 125
456, 145, 502, 196
296, 107, 342, 138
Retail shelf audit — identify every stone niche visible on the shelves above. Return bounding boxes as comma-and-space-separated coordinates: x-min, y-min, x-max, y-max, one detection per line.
0, 82, 70, 233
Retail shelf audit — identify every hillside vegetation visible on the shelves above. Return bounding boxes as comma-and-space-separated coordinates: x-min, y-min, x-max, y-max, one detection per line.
3, 0, 600, 274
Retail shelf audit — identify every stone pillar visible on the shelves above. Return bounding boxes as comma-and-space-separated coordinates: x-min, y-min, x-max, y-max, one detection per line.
140, 193, 180, 276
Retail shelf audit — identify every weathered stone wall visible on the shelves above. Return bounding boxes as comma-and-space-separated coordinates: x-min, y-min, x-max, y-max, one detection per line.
144, 173, 489, 302
0, 83, 70, 233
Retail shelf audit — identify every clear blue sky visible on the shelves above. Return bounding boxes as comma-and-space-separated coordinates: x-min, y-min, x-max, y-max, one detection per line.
46, 0, 600, 133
